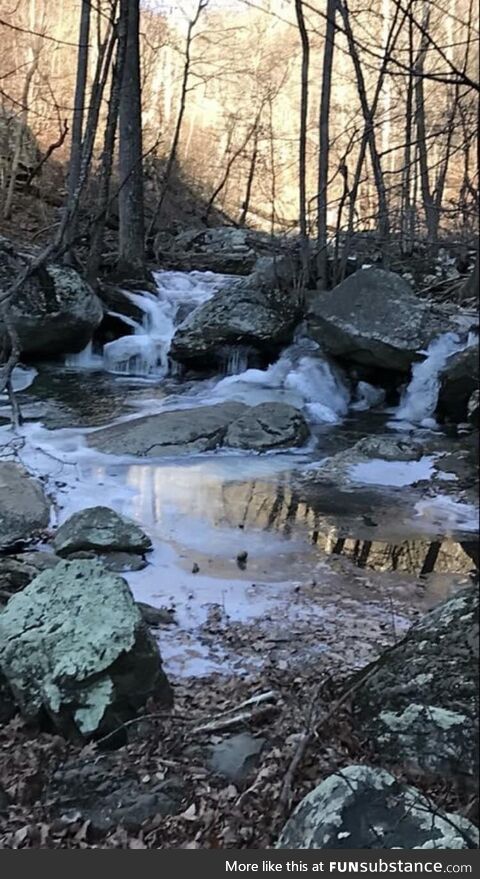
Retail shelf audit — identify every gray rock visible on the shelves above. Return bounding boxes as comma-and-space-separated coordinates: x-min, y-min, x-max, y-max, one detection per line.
307, 268, 459, 372
0, 551, 61, 604
170, 279, 300, 369
276, 765, 478, 849
438, 344, 479, 423
137, 602, 177, 627
225, 402, 309, 451
53, 506, 152, 557
0, 239, 103, 357
0, 670, 15, 724
0, 463, 50, 550
88, 401, 310, 457
64, 550, 147, 572
0, 559, 172, 736
89, 402, 247, 457
49, 754, 184, 834
352, 588, 478, 782
209, 733, 265, 783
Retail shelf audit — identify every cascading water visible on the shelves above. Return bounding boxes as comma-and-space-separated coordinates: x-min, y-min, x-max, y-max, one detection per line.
394, 331, 474, 427
66, 270, 228, 378
211, 338, 352, 423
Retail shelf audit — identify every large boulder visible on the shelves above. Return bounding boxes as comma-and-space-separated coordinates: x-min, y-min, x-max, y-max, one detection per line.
53, 506, 152, 557
0, 559, 172, 736
0, 237, 103, 357
0, 462, 50, 550
307, 268, 460, 373
157, 226, 257, 275
352, 588, 478, 783
170, 278, 300, 369
88, 401, 309, 457
277, 765, 478, 849
437, 343, 479, 422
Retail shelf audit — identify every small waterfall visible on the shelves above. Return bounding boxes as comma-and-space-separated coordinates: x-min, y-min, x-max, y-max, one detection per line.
212, 340, 351, 423
219, 345, 252, 376
395, 332, 468, 426
94, 271, 225, 378
65, 342, 103, 369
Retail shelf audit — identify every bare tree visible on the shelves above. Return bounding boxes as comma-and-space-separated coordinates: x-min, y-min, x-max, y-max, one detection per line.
294, 0, 310, 284
117, 0, 145, 279
316, 0, 337, 288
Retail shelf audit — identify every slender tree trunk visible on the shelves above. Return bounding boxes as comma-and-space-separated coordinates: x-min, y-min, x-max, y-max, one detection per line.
147, 0, 208, 238
400, 16, 414, 255
294, 0, 310, 285
87, 17, 126, 286
338, 0, 390, 252
205, 109, 262, 223
63, 0, 91, 256
118, 0, 145, 279
316, 0, 336, 288
238, 130, 259, 226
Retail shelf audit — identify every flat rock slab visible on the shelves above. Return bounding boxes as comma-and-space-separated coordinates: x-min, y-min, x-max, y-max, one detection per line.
53, 506, 152, 556
352, 587, 478, 782
0, 559, 171, 737
88, 401, 309, 457
0, 462, 50, 550
277, 765, 478, 849
307, 268, 460, 373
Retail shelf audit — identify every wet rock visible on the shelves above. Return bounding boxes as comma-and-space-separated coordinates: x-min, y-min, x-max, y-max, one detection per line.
170, 277, 300, 370
0, 559, 172, 736
438, 343, 479, 423
303, 435, 425, 486
0, 238, 103, 357
352, 587, 478, 783
161, 226, 257, 275
0, 551, 61, 605
53, 506, 152, 557
48, 754, 184, 835
88, 401, 309, 456
0, 462, 50, 551
137, 602, 177, 627
307, 268, 460, 373
276, 765, 478, 849
208, 733, 265, 783
225, 402, 309, 451
64, 550, 147, 573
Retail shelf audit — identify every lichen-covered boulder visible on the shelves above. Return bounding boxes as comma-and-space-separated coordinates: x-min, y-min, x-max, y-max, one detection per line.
0, 462, 50, 550
170, 279, 300, 369
276, 765, 478, 849
53, 506, 152, 558
307, 268, 461, 372
352, 588, 478, 782
438, 343, 479, 423
224, 402, 309, 451
0, 559, 172, 736
0, 236, 103, 357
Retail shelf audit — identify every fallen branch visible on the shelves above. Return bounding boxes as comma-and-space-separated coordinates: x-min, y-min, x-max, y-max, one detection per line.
191, 703, 277, 736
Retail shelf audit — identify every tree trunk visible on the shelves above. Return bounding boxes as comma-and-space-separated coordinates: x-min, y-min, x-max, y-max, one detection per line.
294, 0, 310, 286
316, 0, 336, 289
118, 0, 145, 279
63, 0, 91, 255
238, 130, 259, 226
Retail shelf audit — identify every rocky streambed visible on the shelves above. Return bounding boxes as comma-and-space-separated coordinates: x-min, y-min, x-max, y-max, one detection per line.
0, 249, 478, 848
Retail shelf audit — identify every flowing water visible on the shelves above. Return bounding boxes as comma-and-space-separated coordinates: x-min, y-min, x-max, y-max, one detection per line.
2, 269, 477, 676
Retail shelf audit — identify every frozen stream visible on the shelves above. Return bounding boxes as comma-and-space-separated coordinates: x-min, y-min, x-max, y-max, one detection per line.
1, 269, 477, 677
